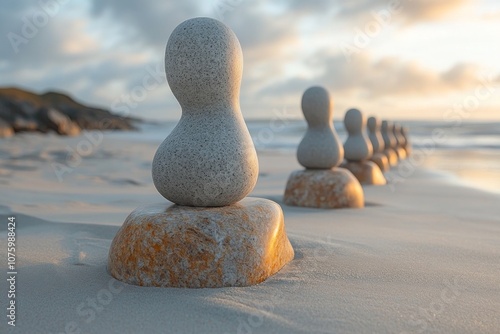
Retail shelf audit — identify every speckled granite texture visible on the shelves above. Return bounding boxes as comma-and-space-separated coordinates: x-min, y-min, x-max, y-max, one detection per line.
152, 17, 258, 207
110, 18, 294, 289
108, 198, 294, 288
284, 168, 364, 209
341, 161, 387, 185
296, 86, 344, 169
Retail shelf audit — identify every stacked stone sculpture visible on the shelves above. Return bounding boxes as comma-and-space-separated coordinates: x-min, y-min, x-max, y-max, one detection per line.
391, 122, 407, 160
283, 87, 364, 209
401, 126, 412, 156
381, 120, 399, 167
367, 116, 390, 172
341, 109, 386, 185
108, 17, 294, 288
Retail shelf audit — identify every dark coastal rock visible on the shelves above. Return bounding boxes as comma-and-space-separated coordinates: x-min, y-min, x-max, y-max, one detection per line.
37, 108, 81, 136
0, 118, 13, 138
0, 87, 138, 136
11, 117, 39, 132
41, 91, 136, 131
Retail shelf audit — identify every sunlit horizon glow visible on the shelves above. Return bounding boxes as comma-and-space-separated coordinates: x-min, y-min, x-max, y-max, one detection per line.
0, 0, 499, 121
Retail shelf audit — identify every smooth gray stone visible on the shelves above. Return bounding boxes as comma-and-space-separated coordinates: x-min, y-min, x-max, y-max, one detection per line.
381, 120, 397, 150
401, 126, 412, 156
297, 86, 343, 169
393, 123, 406, 148
152, 17, 258, 207
343, 108, 373, 162
367, 116, 384, 153
401, 126, 410, 148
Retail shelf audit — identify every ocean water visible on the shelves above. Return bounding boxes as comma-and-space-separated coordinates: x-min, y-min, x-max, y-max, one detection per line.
108, 119, 500, 195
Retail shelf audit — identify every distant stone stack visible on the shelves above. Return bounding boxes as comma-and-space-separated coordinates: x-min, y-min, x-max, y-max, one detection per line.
381, 120, 399, 167
341, 109, 386, 185
283, 86, 364, 209
391, 122, 407, 160
401, 125, 412, 157
367, 116, 390, 172
108, 17, 293, 288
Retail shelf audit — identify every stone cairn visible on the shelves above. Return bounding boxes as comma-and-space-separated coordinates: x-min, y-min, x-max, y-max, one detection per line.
283, 86, 364, 209
108, 17, 294, 288
391, 122, 407, 160
393, 123, 409, 159
341, 109, 386, 185
401, 126, 412, 156
367, 116, 390, 172
381, 120, 399, 167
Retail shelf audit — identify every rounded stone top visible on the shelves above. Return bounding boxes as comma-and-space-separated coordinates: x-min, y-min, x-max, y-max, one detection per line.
367, 116, 379, 133
152, 17, 258, 207
401, 126, 410, 146
367, 116, 383, 153
344, 108, 364, 133
297, 86, 343, 169
381, 120, 396, 148
343, 108, 372, 162
301, 86, 332, 125
165, 17, 243, 110
393, 123, 402, 145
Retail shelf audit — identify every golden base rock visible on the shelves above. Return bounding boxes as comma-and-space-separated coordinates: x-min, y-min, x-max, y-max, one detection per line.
108, 197, 294, 288
403, 146, 412, 157
283, 168, 364, 209
370, 153, 390, 172
341, 161, 387, 185
395, 147, 407, 160
384, 149, 399, 167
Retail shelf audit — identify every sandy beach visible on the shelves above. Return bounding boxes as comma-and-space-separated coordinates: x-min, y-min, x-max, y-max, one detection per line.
1, 129, 499, 334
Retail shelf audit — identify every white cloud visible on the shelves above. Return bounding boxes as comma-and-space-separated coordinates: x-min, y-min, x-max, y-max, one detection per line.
0, 0, 498, 120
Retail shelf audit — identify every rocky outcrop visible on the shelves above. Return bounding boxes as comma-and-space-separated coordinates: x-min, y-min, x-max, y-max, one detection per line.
0, 118, 13, 138
37, 107, 81, 136
0, 87, 138, 137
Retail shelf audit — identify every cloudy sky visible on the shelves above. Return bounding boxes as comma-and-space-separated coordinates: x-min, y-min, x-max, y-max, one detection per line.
1, 0, 499, 121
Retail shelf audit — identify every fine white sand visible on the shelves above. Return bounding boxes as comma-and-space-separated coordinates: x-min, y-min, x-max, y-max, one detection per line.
0, 133, 499, 334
